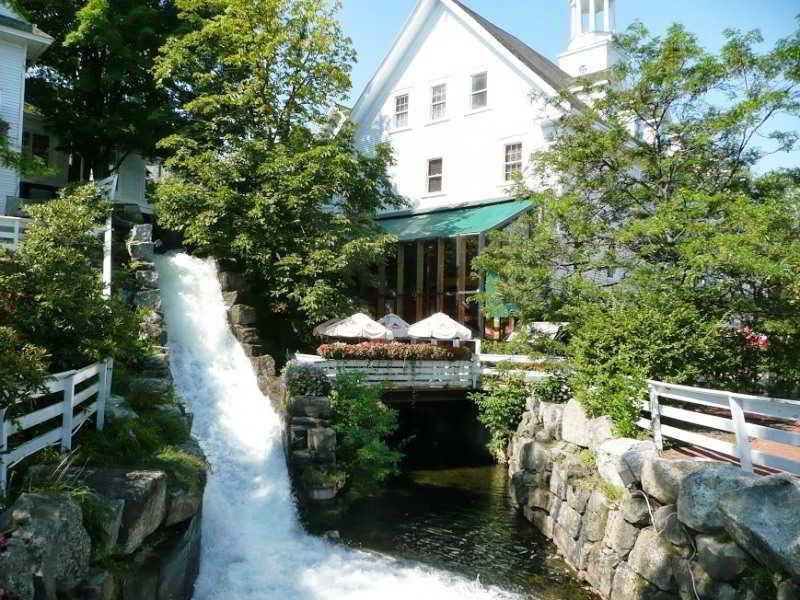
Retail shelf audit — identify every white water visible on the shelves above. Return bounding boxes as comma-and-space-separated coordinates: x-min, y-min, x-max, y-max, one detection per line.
156, 252, 520, 600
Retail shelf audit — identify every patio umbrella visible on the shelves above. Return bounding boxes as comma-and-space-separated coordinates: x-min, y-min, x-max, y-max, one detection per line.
379, 313, 411, 339
312, 313, 394, 340
407, 312, 473, 341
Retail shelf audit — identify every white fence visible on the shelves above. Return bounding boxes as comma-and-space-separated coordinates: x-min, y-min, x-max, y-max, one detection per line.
0, 215, 29, 251
0, 359, 113, 490
641, 380, 800, 476
319, 359, 480, 390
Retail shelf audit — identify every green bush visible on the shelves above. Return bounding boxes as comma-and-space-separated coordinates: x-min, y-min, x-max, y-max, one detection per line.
532, 374, 573, 404
469, 373, 531, 459
329, 375, 402, 498
0, 326, 48, 410
283, 363, 331, 397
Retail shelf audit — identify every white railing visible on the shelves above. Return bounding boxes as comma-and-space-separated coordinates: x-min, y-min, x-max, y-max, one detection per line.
319, 359, 480, 390
641, 380, 800, 476
0, 358, 113, 491
0, 215, 29, 251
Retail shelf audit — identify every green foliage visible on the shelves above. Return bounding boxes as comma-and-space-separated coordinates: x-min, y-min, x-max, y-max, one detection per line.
329, 375, 402, 498
532, 373, 573, 404
469, 373, 531, 459
599, 481, 625, 503
153, 0, 402, 324
0, 326, 47, 410
15, 0, 180, 179
284, 363, 331, 397
0, 185, 142, 373
475, 23, 800, 433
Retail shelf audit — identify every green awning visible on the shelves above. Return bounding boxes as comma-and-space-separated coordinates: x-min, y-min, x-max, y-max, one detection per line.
377, 199, 531, 241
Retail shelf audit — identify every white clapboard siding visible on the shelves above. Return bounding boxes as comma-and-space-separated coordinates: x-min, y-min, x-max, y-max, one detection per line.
0, 215, 28, 250
643, 380, 800, 476
320, 359, 480, 390
0, 358, 113, 490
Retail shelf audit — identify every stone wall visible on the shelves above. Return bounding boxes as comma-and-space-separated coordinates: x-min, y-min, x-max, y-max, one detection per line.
508, 397, 800, 600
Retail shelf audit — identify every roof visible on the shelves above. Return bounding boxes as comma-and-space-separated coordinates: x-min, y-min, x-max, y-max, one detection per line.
377, 198, 532, 241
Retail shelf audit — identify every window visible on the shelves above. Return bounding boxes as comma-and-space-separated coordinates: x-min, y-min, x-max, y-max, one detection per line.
427, 158, 443, 193
471, 72, 488, 110
430, 84, 447, 121
394, 93, 409, 129
504, 143, 523, 181
32, 134, 50, 165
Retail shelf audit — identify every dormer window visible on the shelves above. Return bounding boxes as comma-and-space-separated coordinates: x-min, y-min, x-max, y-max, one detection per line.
471, 72, 488, 110
430, 84, 447, 121
394, 93, 409, 129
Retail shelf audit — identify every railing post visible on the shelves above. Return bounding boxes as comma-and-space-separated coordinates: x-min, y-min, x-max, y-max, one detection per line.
61, 373, 76, 451
96, 359, 111, 431
729, 394, 753, 472
649, 384, 664, 451
0, 408, 7, 493
13, 219, 20, 250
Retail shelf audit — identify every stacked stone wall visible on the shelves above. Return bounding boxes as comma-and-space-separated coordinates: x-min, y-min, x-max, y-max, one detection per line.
508, 397, 800, 600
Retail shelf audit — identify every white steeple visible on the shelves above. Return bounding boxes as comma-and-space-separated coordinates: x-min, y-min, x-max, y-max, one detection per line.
558, 0, 618, 78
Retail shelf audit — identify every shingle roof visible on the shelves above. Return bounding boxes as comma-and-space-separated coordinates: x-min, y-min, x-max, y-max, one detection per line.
452, 0, 582, 104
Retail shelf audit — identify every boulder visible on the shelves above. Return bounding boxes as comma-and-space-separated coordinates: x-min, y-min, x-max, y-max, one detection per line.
240, 343, 267, 357
566, 482, 592, 514
135, 269, 160, 290
621, 496, 651, 527
677, 464, 757, 532
553, 524, 582, 570
80, 469, 168, 555
529, 488, 552, 512
719, 474, 800, 578
603, 510, 641, 557
134, 289, 161, 311
222, 291, 239, 309
695, 535, 751, 582
291, 396, 333, 419
165, 483, 204, 529
79, 569, 119, 600
140, 311, 167, 345
107, 395, 139, 420
653, 505, 691, 548
627, 527, 678, 591
233, 325, 260, 345
309, 428, 337, 462
557, 503, 583, 539
158, 517, 202, 600
6, 493, 92, 597
610, 562, 656, 600
641, 456, 715, 505
561, 399, 614, 449
128, 241, 155, 262
229, 304, 257, 326
777, 579, 800, 600
539, 402, 565, 440
129, 224, 153, 244
218, 270, 246, 292
140, 352, 170, 377
584, 545, 622, 598
94, 497, 125, 559
596, 438, 658, 490
583, 489, 612, 542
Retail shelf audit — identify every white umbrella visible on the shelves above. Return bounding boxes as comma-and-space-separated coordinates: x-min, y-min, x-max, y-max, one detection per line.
407, 312, 473, 341
312, 313, 394, 340
379, 313, 411, 339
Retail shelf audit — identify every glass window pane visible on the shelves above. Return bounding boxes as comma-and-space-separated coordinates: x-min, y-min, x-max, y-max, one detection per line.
472, 91, 487, 110
472, 72, 487, 93
428, 176, 442, 193
428, 159, 442, 176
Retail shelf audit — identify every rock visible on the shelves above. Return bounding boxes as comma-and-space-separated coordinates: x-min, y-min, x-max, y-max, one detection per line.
557, 503, 583, 539
128, 241, 155, 262
80, 469, 168, 555
719, 474, 800, 578
641, 456, 715, 505
135, 268, 160, 290
240, 342, 267, 357
128, 377, 172, 395
621, 496, 651, 527
141, 352, 170, 377
229, 304, 257, 326
653, 505, 691, 548
528, 440, 558, 473
134, 289, 161, 311
291, 396, 332, 419
308, 428, 336, 462
566, 482, 591, 514
777, 579, 800, 600
6, 493, 92, 597
158, 517, 202, 600
233, 325, 260, 345
596, 438, 658, 490
603, 510, 641, 557
539, 402, 565, 440
529, 488, 552, 512
695, 535, 751, 582
583, 489, 612, 542
218, 270, 246, 292
93, 497, 125, 559
129, 224, 153, 243
553, 524, 582, 570
0, 537, 37, 599
674, 560, 738, 600
549, 462, 568, 499
584, 546, 622, 598
516, 410, 537, 439
139, 311, 167, 345
289, 425, 309, 450
677, 464, 757, 533
627, 527, 677, 591
79, 569, 119, 600
611, 562, 656, 600
107, 395, 139, 420
560, 399, 614, 449
323, 530, 341, 541
222, 290, 239, 309
165, 484, 203, 528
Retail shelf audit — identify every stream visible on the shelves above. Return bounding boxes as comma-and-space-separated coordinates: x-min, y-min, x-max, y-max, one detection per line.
157, 251, 593, 600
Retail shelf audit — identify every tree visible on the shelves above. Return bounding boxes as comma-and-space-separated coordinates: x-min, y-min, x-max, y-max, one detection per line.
153, 0, 400, 324
12, 0, 180, 180
475, 24, 800, 431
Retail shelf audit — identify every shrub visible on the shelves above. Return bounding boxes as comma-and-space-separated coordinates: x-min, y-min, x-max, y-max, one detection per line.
469, 373, 531, 460
318, 341, 472, 361
329, 375, 402, 498
0, 326, 47, 410
532, 373, 573, 404
283, 362, 331, 397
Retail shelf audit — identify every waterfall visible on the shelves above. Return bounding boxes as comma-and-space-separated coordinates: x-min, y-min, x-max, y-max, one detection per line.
156, 252, 520, 600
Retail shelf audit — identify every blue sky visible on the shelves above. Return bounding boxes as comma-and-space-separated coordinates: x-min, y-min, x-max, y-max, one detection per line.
340, 0, 800, 171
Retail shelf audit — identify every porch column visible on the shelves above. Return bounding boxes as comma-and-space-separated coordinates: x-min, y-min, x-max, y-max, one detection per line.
396, 245, 405, 319
436, 239, 445, 313
456, 237, 466, 324
477, 233, 486, 338
416, 240, 425, 322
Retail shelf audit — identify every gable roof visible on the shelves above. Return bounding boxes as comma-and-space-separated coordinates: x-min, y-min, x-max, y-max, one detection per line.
350, 0, 582, 124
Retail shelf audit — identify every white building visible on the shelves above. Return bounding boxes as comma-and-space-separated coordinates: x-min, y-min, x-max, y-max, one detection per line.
0, 4, 52, 215
351, 0, 617, 334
